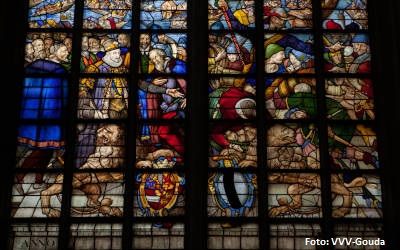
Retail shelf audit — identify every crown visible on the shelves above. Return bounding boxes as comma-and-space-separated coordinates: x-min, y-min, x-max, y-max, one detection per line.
102, 39, 119, 52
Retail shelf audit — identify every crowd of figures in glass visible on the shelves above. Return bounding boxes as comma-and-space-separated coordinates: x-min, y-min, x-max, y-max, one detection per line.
263, 0, 313, 30
25, 33, 73, 73
264, 33, 315, 74
322, 0, 368, 30
209, 33, 255, 74
80, 33, 131, 73
139, 33, 187, 74
28, 0, 75, 28
137, 33, 187, 118
323, 33, 370, 73
141, 0, 187, 29
83, 0, 132, 29
208, 0, 255, 30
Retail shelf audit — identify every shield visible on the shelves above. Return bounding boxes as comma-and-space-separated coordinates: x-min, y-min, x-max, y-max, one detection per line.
137, 173, 184, 216
209, 172, 256, 217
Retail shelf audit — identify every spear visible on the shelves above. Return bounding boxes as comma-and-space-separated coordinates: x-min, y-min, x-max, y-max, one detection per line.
219, 3, 245, 66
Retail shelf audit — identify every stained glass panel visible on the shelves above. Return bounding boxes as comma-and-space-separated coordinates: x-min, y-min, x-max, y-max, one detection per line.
323, 33, 370, 73
264, 33, 314, 74
136, 123, 185, 167
139, 33, 187, 74
325, 78, 374, 120
137, 77, 187, 120
16, 124, 65, 170
75, 124, 125, 169
208, 0, 255, 30
328, 124, 378, 170
28, 0, 75, 28
133, 223, 185, 249
267, 123, 320, 169
266, 77, 317, 119
140, 0, 187, 29
78, 78, 129, 119
331, 174, 382, 218
208, 223, 259, 249
81, 33, 131, 73
264, 0, 313, 30
209, 124, 257, 168
209, 33, 255, 74
134, 172, 185, 216
208, 172, 258, 217
209, 77, 256, 120
268, 173, 322, 218
25, 33, 73, 73
69, 224, 123, 249
322, 0, 368, 30
11, 173, 63, 218
71, 172, 124, 217
20, 78, 68, 120
83, 0, 132, 29
270, 224, 322, 250
10, 223, 59, 250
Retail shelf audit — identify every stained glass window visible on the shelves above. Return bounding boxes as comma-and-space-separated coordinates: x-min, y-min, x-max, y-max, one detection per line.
262, 0, 382, 248
207, 1, 259, 248
7, 0, 389, 249
130, 1, 188, 248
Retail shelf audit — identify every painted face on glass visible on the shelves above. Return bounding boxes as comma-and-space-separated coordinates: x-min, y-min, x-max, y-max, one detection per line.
55, 45, 69, 62
331, 51, 343, 65
290, 110, 307, 119
25, 43, 34, 56
268, 124, 297, 146
352, 42, 369, 55
139, 34, 150, 49
81, 36, 89, 51
32, 39, 44, 52
88, 38, 100, 52
44, 38, 54, 50
117, 34, 129, 47
107, 49, 122, 64
217, 0, 228, 9
64, 38, 73, 52
227, 53, 239, 62
286, 53, 302, 72
269, 51, 285, 64
96, 125, 122, 146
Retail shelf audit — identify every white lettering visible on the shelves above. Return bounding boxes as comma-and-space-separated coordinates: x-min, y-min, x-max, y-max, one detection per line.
331, 237, 352, 245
